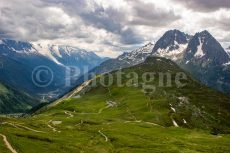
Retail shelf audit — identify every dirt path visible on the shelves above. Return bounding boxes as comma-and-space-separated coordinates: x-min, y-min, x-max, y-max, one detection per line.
75, 103, 112, 115
64, 111, 74, 118
75, 120, 84, 126
16, 124, 45, 133
126, 108, 137, 121
74, 106, 109, 115
98, 130, 108, 142
124, 120, 164, 128
1, 122, 45, 133
47, 120, 61, 133
0, 134, 17, 153
47, 124, 60, 133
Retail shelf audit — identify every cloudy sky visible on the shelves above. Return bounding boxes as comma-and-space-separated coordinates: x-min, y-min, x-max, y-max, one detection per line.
0, 0, 230, 57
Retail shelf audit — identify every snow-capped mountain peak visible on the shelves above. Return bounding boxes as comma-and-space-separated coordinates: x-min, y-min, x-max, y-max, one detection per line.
117, 42, 154, 64
131, 42, 154, 54
0, 39, 34, 54
31, 43, 103, 66
0, 38, 106, 98
139, 42, 154, 52
183, 30, 230, 66
32, 43, 63, 65
152, 29, 189, 61
0, 38, 104, 68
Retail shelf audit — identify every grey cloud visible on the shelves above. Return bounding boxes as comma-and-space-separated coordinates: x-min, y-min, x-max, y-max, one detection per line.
0, 0, 89, 41
57, 0, 179, 44
219, 34, 230, 42
172, 0, 230, 12
120, 28, 144, 44
0, 0, 143, 45
42, 0, 144, 44
201, 14, 230, 31
200, 15, 230, 42
0, 0, 182, 47
3, 0, 224, 51
79, 5, 144, 44
218, 19, 230, 31
126, 0, 180, 26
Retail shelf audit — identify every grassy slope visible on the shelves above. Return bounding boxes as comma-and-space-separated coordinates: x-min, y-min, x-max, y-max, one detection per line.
0, 57, 230, 152
0, 83, 38, 114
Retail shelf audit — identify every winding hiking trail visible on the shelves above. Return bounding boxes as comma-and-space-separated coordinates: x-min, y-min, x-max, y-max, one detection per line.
64, 111, 74, 118
47, 120, 61, 133
74, 106, 109, 115
1, 122, 45, 133
0, 134, 18, 153
98, 130, 108, 142
75, 120, 84, 126
124, 120, 164, 128
74, 101, 115, 115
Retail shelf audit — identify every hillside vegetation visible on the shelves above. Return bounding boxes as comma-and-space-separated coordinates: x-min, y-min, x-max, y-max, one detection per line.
0, 57, 230, 152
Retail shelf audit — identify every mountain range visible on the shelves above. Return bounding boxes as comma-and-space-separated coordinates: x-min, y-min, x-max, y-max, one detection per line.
0, 29, 230, 114
92, 30, 230, 95
152, 30, 230, 94
91, 42, 154, 75
0, 39, 105, 96
0, 39, 106, 113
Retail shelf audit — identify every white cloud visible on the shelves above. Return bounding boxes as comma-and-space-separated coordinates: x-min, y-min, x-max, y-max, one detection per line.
0, 0, 229, 58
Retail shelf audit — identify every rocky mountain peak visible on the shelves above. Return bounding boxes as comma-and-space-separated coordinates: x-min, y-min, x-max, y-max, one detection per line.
152, 29, 189, 61
183, 30, 229, 66
152, 29, 189, 53
117, 43, 154, 63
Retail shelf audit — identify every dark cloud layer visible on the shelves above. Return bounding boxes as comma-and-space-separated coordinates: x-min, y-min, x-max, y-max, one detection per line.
43, 0, 179, 44
173, 0, 230, 12
78, 3, 144, 44
0, 0, 180, 46
126, 0, 180, 26
0, 0, 229, 54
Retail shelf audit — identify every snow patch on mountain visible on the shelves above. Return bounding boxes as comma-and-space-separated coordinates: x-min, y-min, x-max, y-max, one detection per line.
118, 42, 154, 63
50, 45, 62, 58
154, 43, 187, 61
172, 119, 179, 127
183, 119, 187, 124
30, 43, 101, 67
186, 60, 190, 64
32, 43, 63, 65
0, 39, 4, 44
223, 61, 230, 66
194, 38, 205, 58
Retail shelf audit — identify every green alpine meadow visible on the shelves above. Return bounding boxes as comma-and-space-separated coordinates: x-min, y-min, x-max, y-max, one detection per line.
1, 57, 230, 152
